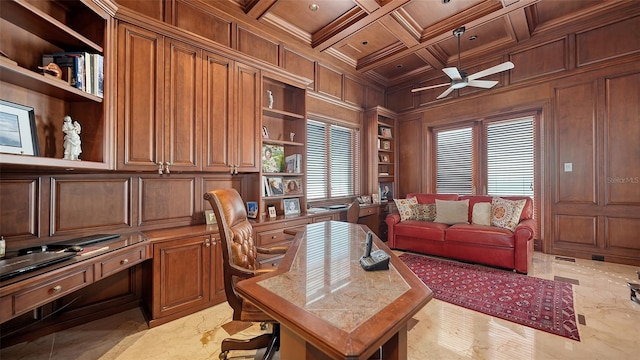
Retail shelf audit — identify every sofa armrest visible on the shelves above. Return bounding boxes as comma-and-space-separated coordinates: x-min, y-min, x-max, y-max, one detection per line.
385, 213, 401, 249
514, 218, 536, 273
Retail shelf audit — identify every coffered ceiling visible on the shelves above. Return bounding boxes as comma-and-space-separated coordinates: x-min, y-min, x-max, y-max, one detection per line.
227, 0, 621, 88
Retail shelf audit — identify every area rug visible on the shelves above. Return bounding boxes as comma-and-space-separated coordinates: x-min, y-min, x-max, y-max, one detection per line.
399, 253, 580, 341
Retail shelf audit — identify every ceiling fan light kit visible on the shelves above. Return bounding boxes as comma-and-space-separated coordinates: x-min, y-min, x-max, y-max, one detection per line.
412, 26, 514, 99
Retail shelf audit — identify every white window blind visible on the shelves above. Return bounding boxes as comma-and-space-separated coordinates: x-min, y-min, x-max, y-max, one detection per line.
307, 119, 360, 200
487, 117, 534, 196
436, 127, 473, 194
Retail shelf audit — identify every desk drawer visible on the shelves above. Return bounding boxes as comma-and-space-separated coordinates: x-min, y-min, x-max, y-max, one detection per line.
359, 207, 378, 216
8, 266, 94, 320
258, 254, 284, 269
96, 247, 147, 280
257, 229, 291, 247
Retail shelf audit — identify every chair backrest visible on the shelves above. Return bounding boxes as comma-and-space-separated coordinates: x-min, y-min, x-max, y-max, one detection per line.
204, 188, 258, 314
347, 199, 360, 224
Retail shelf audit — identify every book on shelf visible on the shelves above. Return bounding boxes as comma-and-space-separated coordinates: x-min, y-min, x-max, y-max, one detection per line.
285, 154, 302, 173
45, 52, 103, 96
262, 176, 272, 196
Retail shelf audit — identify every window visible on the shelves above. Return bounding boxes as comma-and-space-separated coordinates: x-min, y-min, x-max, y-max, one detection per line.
436, 127, 473, 194
307, 119, 360, 200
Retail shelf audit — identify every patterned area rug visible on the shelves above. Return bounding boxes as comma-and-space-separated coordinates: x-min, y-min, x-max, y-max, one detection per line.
399, 253, 580, 341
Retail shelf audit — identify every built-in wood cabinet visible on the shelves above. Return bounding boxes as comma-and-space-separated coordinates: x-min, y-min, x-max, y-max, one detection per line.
365, 107, 397, 200
144, 232, 224, 327
0, 0, 113, 171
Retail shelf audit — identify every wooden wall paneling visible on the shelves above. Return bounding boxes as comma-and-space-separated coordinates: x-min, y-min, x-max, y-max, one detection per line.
163, 37, 201, 171
234, 62, 260, 172
116, 23, 163, 171
365, 86, 384, 108
386, 84, 414, 112
307, 95, 361, 125
138, 176, 195, 227
606, 217, 640, 253
203, 51, 233, 172
510, 38, 568, 83
201, 175, 243, 219
282, 47, 315, 88
51, 177, 131, 235
0, 178, 40, 239
576, 15, 640, 68
116, 0, 165, 21
170, 0, 232, 47
553, 81, 597, 204
237, 26, 279, 66
605, 72, 640, 205
554, 214, 597, 248
397, 116, 424, 197
343, 76, 365, 107
317, 64, 343, 100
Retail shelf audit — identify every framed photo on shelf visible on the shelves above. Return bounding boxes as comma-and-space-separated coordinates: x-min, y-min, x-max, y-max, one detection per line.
379, 154, 390, 162
246, 201, 258, 219
0, 99, 39, 156
283, 198, 300, 216
380, 140, 391, 150
284, 178, 302, 194
379, 182, 394, 201
372, 194, 380, 203
267, 204, 277, 218
262, 125, 269, 139
267, 176, 284, 195
262, 144, 284, 173
379, 127, 392, 138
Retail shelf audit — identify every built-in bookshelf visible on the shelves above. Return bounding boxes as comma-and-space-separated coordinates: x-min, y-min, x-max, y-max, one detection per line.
0, 0, 112, 170
365, 107, 397, 201
258, 75, 307, 218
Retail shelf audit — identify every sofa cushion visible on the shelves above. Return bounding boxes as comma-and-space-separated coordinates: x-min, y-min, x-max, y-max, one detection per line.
395, 220, 449, 241
407, 193, 458, 204
394, 197, 418, 222
491, 197, 526, 231
446, 224, 515, 247
435, 199, 469, 225
471, 202, 492, 225
413, 203, 436, 221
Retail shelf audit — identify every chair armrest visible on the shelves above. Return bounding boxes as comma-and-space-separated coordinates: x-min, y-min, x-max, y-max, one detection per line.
386, 213, 401, 226
255, 267, 277, 275
515, 219, 536, 242
229, 264, 256, 279
256, 245, 288, 255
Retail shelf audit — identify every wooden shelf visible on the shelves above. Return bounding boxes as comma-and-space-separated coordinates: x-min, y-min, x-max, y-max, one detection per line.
0, 154, 110, 171
262, 139, 304, 147
262, 107, 304, 120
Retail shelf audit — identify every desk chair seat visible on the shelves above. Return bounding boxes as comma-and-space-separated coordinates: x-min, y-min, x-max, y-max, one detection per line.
204, 188, 287, 360
347, 199, 360, 224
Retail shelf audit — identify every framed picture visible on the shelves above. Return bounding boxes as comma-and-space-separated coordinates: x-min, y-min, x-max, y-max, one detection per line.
372, 194, 380, 203
379, 182, 394, 201
262, 144, 284, 173
267, 204, 277, 218
204, 210, 217, 225
246, 201, 258, 219
0, 99, 39, 156
267, 176, 284, 195
381, 140, 391, 150
262, 125, 269, 139
283, 198, 300, 216
379, 154, 390, 162
379, 126, 392, 138
284, 178, 302, 195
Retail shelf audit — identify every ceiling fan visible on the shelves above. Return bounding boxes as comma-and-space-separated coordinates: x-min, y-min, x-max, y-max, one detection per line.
411, 26, 514, 99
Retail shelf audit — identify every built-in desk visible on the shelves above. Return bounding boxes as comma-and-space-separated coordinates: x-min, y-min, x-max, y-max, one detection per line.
0, 232, 150, 324
237, 221, 433, 359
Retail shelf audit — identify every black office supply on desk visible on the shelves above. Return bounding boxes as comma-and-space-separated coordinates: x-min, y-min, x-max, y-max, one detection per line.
0, 252, 76, 281
359, 231, 390, 271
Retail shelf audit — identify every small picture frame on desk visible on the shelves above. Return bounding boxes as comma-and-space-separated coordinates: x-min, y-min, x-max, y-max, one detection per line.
247, 201, 258, 219
372, 194, 380, 203
283, 198, 300, 216
380, 182, 394, 201
204, 210, 217, 225
267, 204, 277, 218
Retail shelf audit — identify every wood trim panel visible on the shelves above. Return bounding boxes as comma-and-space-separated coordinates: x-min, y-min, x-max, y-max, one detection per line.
576, 15, 640, 68
0, 178, 39, 238
137, 177, 196, 226
171, 0, 232, 47
282, 47, 315, 88
606, 217, 640, 252
316, 63, 343, 100
237, 26, 279, 65
343, 75, 364, 107
510, 38, 568, 83
51, 177, 131, 235
554, 214, 597, 248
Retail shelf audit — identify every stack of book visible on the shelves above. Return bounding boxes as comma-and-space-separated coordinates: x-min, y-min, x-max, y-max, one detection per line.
42, 52, 104, 98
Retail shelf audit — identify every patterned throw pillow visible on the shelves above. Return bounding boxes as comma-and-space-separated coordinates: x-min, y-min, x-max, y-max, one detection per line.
413, 203, 436, 221
472, 202, 492, 225
393, 197, 418, 222
491, 197, 526, 231
434, 199, 469, 224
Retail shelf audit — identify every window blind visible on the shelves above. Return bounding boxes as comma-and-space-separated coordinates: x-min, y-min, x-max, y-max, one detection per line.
307, 121, 328, 199
487, 117, 534, 196
436, 127, 473, 194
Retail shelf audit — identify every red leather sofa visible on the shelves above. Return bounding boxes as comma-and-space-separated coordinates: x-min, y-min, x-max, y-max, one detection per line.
386, 193, 536, 273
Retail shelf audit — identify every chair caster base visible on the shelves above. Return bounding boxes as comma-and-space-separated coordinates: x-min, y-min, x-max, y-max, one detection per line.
628, 282, 640, 304
219, 350, 229, 360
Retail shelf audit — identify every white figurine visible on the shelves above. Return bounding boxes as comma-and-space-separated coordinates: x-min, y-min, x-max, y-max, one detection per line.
62, 115, 82, 160
267, 90, 274, 109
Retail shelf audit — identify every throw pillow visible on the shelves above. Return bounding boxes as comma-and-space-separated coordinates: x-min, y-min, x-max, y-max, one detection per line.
413, 203, 437, 221
393, 197, 418, 222
491, 197, 526, 231
434, 199, 469, 225
472, 202, 492, 225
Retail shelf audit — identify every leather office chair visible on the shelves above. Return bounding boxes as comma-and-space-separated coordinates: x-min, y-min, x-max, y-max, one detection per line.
347, 199, 360, 224
204, 188, 287, 360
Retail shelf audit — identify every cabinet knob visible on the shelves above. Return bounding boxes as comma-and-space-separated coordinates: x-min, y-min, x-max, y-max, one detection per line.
157, 162, 164, 175
271, 235, 277, 239
205, 238, 211, 247
164, 162, 171, 174
52, 285, 62, 293
229, 165, 234, 175
120, 258, 129, 265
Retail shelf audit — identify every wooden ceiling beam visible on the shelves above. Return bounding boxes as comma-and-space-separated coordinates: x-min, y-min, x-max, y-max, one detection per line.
244, 0, 278, 20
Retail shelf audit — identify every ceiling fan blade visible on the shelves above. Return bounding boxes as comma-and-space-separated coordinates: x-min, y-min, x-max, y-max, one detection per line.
442, 67, 462, 80
467, 80, 498, 88
411, 83, 450, 93
467, 61, 514, 81
436, 86, 455, 99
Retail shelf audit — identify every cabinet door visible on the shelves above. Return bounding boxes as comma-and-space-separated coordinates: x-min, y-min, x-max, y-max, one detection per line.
117, 23, 163, 171
203, 51, 233, 172
153, 235, 210, 318
164, 38, 201, 172
234, 63, 261, 172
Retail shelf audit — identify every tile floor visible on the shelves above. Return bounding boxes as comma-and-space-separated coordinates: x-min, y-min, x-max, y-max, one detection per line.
1, 252, 638, 360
